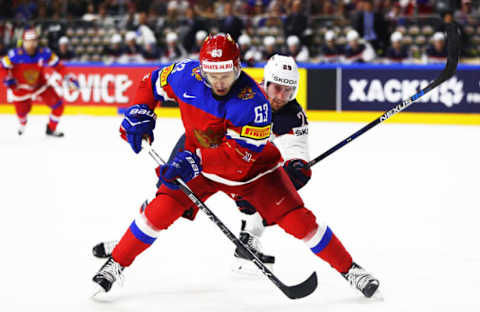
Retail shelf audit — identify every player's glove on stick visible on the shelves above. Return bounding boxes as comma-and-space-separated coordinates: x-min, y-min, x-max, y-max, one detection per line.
158, 151, 202, 190
283, 159, 312, 190
3, 76, 16, 88
64, 74, 80, 89
120, 104, 156, 153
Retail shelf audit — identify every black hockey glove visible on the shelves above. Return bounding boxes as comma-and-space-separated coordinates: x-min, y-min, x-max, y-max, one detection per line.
283, 159, 312, 190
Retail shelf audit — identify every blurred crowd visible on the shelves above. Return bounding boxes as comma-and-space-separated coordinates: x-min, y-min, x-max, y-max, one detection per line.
1, 0, 480, 64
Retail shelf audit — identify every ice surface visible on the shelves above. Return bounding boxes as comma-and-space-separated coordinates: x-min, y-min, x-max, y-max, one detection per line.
1, 114, 479, 312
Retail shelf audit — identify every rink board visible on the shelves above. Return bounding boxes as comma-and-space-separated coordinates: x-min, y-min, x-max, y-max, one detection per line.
0, 63, 479, 125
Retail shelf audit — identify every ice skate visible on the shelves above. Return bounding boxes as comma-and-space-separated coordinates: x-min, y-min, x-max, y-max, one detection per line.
342, 262, 380, 298
233, 231, 275, 274
17, 124, 26, 136
92, 257, 124, 295
92, 241, 118, 258
46, 125, 64, 137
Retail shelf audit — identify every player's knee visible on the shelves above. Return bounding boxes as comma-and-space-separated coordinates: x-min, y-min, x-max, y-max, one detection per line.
51, 100, 64, 115
277, 207, 317, 239
143, 194, 186, 230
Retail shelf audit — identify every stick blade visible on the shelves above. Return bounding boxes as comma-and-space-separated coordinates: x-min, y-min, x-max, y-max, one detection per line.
281, 271, 318, 299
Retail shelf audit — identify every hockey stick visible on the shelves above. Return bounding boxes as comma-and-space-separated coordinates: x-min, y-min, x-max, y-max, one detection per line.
308, 23, 461, 168
141, 140, 317, 299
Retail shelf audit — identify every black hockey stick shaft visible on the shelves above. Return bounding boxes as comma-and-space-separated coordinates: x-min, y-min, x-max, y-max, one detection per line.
141, 140, 317, 299
308, 23, 461, 168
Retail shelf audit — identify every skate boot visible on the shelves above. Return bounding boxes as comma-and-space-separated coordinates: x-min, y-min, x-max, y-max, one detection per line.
342, 262, 380, 298
233, 231, 275, 273
92, 257, 124, 293
46, 125, 64, 137
18, 124, 26, 136
92, 241, 118, 258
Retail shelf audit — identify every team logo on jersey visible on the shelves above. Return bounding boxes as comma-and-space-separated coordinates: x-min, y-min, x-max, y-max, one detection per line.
194, 128, 224, 148
160, 64, 175, 87
191, 66, 202, 81
238, 87, 255, 100
23, 70, 40, 84
241, 125, 271, 140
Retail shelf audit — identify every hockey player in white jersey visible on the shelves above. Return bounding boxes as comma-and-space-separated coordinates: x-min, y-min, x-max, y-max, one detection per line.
93, 55, 311, 271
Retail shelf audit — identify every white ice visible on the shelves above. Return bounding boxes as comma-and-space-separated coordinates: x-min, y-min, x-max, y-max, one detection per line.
1, 114, 479, 312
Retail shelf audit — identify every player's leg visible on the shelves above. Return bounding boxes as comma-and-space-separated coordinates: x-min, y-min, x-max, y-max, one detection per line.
92, 175, 217, 293
232, 196, 275, 271
13, 99, 32, 135
41, 86, 65, 137
241, 168, 380, 298
92, 134, 187, 259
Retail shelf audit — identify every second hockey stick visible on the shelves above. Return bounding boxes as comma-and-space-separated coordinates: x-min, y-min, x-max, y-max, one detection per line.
141, 140, 318, 300
308, 23, 461, 169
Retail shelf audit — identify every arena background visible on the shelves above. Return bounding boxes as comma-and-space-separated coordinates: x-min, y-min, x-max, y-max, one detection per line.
1, 0, 480, 125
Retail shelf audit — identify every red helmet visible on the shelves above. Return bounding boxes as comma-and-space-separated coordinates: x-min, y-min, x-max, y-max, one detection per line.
199, 33, 241, 79
23, 29, 39, 41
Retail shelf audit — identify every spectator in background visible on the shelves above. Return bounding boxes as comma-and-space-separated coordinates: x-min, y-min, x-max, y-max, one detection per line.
142, 37, 161, 62
135, 11, 157, 48
219, 2, 244, 41
262, 35, 278, 61
238, 33, 261, 66
118, 31, 145, 64
180, 7, 208, 54
284, 0, 307, 42
286, 35, 310, 63
385, 31, 410, 63
194, 0, 216, 20
424, 32, 447, 64
455, 0, 475, 25
14, 0, 38, 21
157, 1, 183, 34
257, 1, 284, 29
57, 36, 75, 61
160, 31, 186, 63
352, 0, 388, 55
104, 33, 124, 63
344, 29, 376, 63
82, 2, 98, 22
188, 30, 207, 59
319, 30, 344, 63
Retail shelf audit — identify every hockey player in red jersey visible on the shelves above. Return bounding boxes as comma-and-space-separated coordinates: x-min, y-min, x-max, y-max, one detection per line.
91, 55, 311, 272
92, 34, 380, 298
1, 29, 78, 136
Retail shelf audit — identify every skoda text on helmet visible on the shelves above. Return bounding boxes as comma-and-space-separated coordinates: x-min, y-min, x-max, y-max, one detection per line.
199, 33, 241, 82
263, 54, 299, 101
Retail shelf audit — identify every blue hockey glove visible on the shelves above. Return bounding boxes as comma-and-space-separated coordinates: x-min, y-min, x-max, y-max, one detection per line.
120, 104, 156, 153
64, 74, 79, 89
283, 159, 312, 190
158, 151, 202, 190
3, 76, 16, 88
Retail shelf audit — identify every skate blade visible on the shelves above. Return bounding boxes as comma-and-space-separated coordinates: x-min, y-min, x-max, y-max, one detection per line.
90, 283, 106, 299
370, 288, 384, 301
232, 257, 273, 276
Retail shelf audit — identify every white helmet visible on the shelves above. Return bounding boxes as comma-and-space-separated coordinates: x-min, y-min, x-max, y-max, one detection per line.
346, 29, 359, 42
263, 54, 299, 101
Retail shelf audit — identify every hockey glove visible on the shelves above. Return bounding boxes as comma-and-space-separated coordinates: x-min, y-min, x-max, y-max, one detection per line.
158, 151, 202, 190
283, 159, 312, 190
3, 76, 16, 88
64, 74, 80, 89
120, 104, 156, 153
